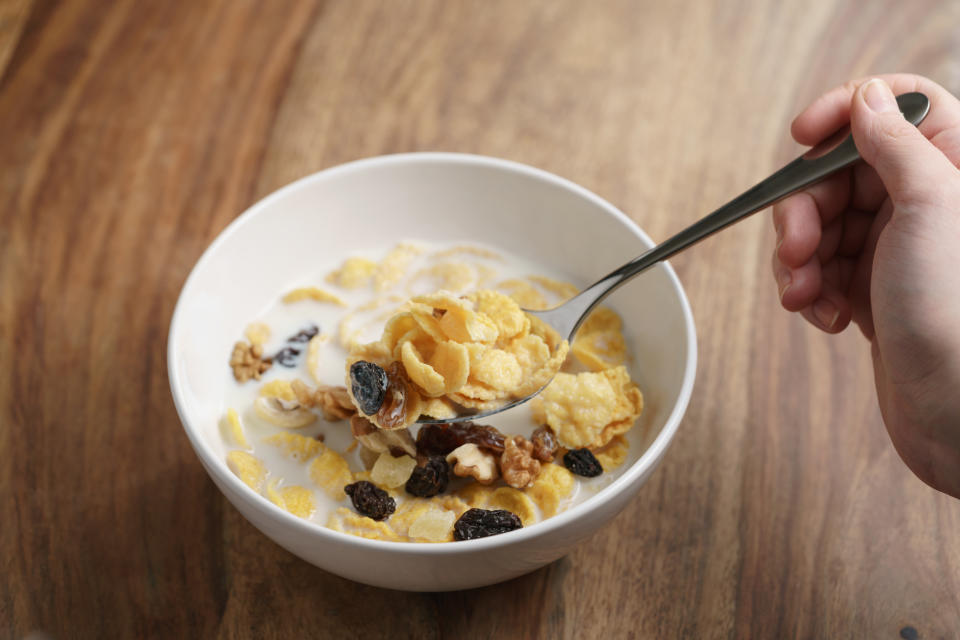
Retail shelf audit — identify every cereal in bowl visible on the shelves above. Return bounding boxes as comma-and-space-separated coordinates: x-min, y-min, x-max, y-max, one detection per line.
220, 242, 647, 543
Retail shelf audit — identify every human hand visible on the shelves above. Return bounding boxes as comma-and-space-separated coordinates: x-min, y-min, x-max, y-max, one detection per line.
772, 74, 960, 497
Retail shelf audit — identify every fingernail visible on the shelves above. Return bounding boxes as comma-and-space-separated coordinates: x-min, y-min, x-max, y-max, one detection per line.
813, 298, 839, 329
777, 267, 791, 299
863, 79, 897, 114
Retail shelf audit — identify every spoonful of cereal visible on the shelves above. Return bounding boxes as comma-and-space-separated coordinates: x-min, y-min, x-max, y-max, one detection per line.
347, 92, 930, 427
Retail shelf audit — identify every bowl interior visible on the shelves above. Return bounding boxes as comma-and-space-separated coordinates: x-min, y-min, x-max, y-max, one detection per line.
169, 153, 695, 546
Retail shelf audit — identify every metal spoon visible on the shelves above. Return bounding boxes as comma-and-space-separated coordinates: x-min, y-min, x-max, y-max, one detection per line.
419, 91, 930, 424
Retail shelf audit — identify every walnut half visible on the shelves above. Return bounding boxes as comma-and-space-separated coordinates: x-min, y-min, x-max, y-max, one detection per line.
499, 436, 541, 489
230, 341, 271, 382
446, 443, 499, 485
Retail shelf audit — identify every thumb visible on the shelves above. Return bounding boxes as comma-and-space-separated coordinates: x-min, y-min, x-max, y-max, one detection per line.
850, 78, 958, 210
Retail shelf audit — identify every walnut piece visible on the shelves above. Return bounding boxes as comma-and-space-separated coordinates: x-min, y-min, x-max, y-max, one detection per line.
350, 415, 416, 457
499, 436, 541, 489
446, 443, 499, 485
291, 379, 356, 421
230, 341, 271, 382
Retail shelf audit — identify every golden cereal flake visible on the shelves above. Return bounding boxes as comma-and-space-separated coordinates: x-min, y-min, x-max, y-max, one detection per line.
524, 463, 575, 518
370, 453, 418, 489
487, 487, 538, 527
244, 322, 271, 346
528, 275, 580, 301
221, 408, 250, 449
400, 340, 446, 397
305, 334, 329, 384
259, 379, 297, 402
326, 256, 377, 289
374, 243, 423, 291
496, 279, 548, 310
328, 507, 404, 542
594, 435, 630, 472
470, 348, 523, 391
226, 450, 267, 493
456, 483, 496, 509
467, 290, 529, 340
266, 479, 316, 519
309, 449, 354, 499
408, 508, 457, 542
420, 396, 458, 419
282, 287, 347, 306
570, 307, 628, 371
530, 366, 643, 449
263, 432, 325, 462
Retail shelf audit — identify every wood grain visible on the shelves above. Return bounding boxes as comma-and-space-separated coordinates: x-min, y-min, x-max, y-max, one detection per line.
2, 0, 960, 637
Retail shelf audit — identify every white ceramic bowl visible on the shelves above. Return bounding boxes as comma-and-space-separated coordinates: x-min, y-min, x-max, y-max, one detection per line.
168, 153, 696, 591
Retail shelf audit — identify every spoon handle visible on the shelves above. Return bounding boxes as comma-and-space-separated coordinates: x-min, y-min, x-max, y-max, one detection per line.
538, 91, 930, 340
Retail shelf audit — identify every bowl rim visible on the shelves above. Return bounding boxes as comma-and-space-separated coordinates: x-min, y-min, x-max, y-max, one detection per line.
167, 151, 697, 553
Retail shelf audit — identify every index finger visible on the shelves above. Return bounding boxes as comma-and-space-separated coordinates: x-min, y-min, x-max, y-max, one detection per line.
790, 74, 960, 145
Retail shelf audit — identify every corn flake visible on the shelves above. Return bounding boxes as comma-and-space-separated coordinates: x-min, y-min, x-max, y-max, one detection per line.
496, 279, 548, 310
524, 463, 575, 518
266, 479, 316, 518
326, 256, 377, 289
282, 287, 347, 306
263, 431, 325, 462
226, 450, 267, 492
328, 507, 404, 542
244, 322, 271, 346
487, 487, 538, 526
259, 379, 296, 402
530, 366, 643, 449
571, 307, 628, 371
374, 243, 423, 291
221, 408, 249, 449
309, 449, 353, 499
594, 435, 630, 472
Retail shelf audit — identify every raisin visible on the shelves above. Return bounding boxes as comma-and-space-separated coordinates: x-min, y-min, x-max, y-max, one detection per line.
273, 346, 301, 367
415, 422, 506, 457
563, 448, 603, 477
350, 361, 389, 415
453, 508, 523, 541
376, 362, 414, 429
531, 426, 558, 462
287, 324, 319, 343
405, 456, 450, 497
344, 480, 396, 521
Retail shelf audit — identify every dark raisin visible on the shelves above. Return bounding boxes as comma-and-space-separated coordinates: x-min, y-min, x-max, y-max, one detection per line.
531, 426, 559, 462
563, 448, 603, 477
350, 361, 388, 415
273, 347, 301, 367
415, 422, 506, 457
344, 480, 396, 521
453, 508, 523, 541
287, 324, 319, 343
405, 456, 450, 497
376, 362, 414, 429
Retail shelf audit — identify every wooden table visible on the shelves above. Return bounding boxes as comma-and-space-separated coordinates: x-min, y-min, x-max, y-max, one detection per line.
3, 1, 959, 637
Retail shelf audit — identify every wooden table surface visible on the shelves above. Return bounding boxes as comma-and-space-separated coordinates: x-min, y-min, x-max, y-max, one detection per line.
3, 1, 960, 637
